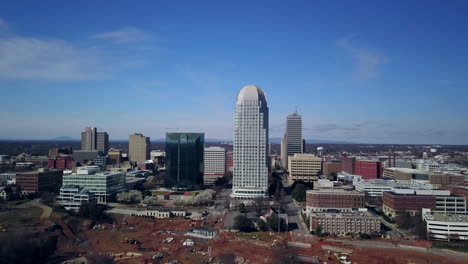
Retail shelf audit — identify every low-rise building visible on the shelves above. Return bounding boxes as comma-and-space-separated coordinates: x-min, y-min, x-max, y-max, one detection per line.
322, 161, 342, 177
288, 154, 321, 183
62, 167, 125, 203
16, 168, 63, 194
423, 208, 468, 241
383, 189, 466, 218
138, 208, 188, 218
186, 227, 218, 239
58, 185, 97, 211
310, 210, 381, 235
429, 173, 465, 187
306, 189, 366, 215
383, 168, 430, 181
108, 148, 122, 164
353, 177, 434, 197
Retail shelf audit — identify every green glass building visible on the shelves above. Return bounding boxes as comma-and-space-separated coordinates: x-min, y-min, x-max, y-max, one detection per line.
165, 132, 204, 190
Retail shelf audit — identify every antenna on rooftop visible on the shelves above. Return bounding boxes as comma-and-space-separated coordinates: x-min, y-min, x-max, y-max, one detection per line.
295, 105, 298, 114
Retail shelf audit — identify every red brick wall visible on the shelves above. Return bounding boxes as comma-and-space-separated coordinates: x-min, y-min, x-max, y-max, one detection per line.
382, 192, 436, 211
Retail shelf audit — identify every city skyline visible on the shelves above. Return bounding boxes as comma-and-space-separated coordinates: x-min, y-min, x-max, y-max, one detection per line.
1, 1, 468, 144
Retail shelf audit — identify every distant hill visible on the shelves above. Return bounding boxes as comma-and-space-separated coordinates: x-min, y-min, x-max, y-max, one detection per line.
50, 136, 78, 141
268, 137, 355, 144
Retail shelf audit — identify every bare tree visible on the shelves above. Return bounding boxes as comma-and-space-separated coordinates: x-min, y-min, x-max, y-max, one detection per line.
252, 197, 269, 216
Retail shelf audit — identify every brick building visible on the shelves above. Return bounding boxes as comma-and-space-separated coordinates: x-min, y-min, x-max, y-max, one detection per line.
382, 191, 436, 218
226, 151, 233, 172
429, 173, 465, 186
16, 168, 63, 194
48, 156, 75, 170
442, 186, 468, 204
342, 156, 356, 174
355, 160, 381, 180
306, 189, 366, 215
323, 161, 342, 177
310, 211, 381, 235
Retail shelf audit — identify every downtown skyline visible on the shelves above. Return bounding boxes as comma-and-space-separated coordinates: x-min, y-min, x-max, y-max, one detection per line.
1, 1, 468, 144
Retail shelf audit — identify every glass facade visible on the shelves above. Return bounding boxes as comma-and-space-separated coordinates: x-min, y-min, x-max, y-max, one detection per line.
165, 133, 204, 190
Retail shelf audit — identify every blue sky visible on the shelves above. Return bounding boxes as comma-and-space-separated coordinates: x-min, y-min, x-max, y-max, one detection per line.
0, 0, 467, 144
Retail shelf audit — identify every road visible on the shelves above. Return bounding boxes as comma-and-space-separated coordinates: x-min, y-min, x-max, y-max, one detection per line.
283, 195, 308, 233
368, 209, 411, 239
327, 238, 468, 260
13, 200, 52, 218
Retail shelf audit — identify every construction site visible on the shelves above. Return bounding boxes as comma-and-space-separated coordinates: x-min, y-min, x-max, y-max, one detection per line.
1, 201, 468, 264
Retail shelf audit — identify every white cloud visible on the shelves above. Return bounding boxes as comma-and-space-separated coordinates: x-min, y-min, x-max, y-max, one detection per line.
0, 36, 103, 81
0, 17, 8, 33
338, 36, 387, 79
91, 27, 155, 44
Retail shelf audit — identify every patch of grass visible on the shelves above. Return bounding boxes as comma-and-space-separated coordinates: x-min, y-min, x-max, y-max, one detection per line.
236, 231, 269, 241
432, 241, 468, 253
0, 206, 43, 226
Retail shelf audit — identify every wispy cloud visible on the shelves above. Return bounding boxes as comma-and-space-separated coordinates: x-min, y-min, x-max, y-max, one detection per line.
338, 35, 387, 79
91, 27, 156, 44
0, 17, 8, 33
0, 36, 103, 81
0, 18, 154, 81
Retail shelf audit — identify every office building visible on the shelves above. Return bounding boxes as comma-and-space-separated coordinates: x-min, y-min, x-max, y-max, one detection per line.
342, 156, 356, 174
58, 185, 97, 211
382, 189, 466, 218
129, 133, 151, 164
62, 167, 125, 203
429, 173, 465, 186
48, 148, 72, 158
231, 85, 269, 202
48, 156, 75, 170
16, 168, 63, 194
383, 168, 430, 181
287, 154, 321, 183
423, 209, 468, 241
81, 127, 109, 154
165, 132, 204, 190
283, 112, 303, 169
203, 146, 226, 186
305, 189, 366, 215
281, 135, 287, 168
353, 177, 434, 197
226, 151, 233, 172
108, 148, 122, 164
442, 186, 468, 204
310, 210, 381, 235
94, 155, 109, 169
323, 161, 342, 177
73, 150, 101, 164
355, 160, 381, 180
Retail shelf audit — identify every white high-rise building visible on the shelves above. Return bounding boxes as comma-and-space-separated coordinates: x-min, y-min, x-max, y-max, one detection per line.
203, 146, 226, 186
231, 85, 269, 202
283, 112, 303, 169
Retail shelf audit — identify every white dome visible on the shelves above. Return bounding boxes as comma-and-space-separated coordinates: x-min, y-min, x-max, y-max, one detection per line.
236, 85, 267, 105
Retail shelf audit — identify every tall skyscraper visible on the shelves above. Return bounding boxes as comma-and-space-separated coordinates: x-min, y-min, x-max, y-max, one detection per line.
231, 85, 269, 202
283, 112, 303, 169
81, 127, 109, 154
165, 132, 204, 190
129, 133, 151, 164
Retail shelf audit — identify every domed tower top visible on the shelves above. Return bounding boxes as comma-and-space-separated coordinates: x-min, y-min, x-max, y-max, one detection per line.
236, 85, 267, 105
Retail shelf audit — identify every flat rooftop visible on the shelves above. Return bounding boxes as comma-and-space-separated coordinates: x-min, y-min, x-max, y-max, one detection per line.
311, 211, 377, 218
425, 212, 468, 222
385, 168, 428, 174
307, 189, 363, 195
